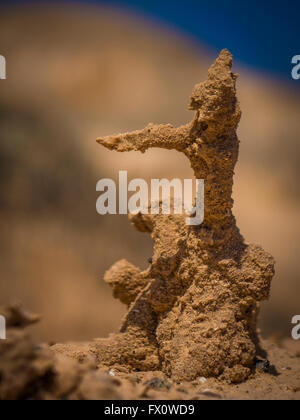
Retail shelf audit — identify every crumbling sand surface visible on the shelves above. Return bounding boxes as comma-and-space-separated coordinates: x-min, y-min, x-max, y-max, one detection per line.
0, 304, 299, 400
1, 51, 297, 400
90, 50, 275, 383
1, 3, 300, 345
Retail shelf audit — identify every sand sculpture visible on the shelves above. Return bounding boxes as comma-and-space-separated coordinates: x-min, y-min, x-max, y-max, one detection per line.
0, 51, 274, 396
6, 50, 300, 401
94, 50, 275, 383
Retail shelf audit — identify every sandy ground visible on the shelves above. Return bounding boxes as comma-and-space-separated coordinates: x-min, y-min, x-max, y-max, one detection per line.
111, 339, 300, 400
75, 339, 300, 400
1, 306, 299, 400
1, 316, 299, 400
0, 4, 299, 344
0, 3, 299, 400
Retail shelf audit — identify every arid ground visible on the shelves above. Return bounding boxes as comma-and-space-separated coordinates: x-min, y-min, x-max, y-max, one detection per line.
0, 3, 299, 400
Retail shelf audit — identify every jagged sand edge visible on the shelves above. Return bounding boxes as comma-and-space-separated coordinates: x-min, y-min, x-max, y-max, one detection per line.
86, 50, 275, 383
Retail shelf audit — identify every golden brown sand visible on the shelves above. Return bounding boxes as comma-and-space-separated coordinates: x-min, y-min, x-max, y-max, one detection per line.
89, 50, 275, 383
0, 50, 298, 401
1, 304, 299, 400
1, 3, 299, 345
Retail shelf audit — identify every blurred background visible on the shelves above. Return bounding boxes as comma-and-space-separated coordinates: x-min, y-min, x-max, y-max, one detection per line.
0, 0, 299, 343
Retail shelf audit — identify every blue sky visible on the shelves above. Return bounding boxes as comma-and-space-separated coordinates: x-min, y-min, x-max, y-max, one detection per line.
2, 0, 300, 81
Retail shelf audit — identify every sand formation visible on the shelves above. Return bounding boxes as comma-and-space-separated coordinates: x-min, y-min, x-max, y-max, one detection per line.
0, 51, 275, 397
94, 50, 275, 383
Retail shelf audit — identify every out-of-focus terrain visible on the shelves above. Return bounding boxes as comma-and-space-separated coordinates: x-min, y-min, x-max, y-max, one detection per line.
0, 3, 299, 343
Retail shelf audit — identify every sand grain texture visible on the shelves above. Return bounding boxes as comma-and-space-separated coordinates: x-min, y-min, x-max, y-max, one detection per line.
1, 308, 300, 400
0, 52, 297, 392
90, 51, 275, 383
